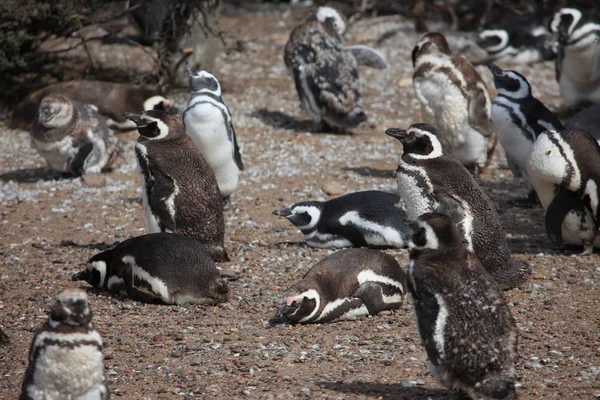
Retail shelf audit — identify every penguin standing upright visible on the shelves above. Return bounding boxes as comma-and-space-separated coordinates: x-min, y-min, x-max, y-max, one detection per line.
527, 128, 600, 253
125, 110, 228, 262
407, 213, 518, 400
283, 6, 386, 132
565, 104, 600, 141
550, 8, 600, 107
181, 68, 244, 202
20, 289, 108, 400
31, 94, 119, 176
72, 233, 229, 305
269, 248, 406, 324
412, 32, 496, 175
386, 123, 531, 290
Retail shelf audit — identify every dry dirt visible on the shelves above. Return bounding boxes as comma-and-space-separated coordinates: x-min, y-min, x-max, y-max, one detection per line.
1, 5, 600, 400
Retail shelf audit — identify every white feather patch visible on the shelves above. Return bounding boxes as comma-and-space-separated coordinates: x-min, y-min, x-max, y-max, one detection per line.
433, 293, 448, 359
478, 29, 509, 53
122, 255, 169, 301
293, 289, 320, 323
356, 269, 405, 293
91, 261, 107, 287
338, 211, 406, 247
585, 179, 599, 218
290, 205, 321, 230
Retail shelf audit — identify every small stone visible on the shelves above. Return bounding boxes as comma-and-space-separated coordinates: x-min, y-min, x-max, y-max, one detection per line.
220, 269, 238, 280
81, 173, 106, 188
190, 357, 202, 366
322, 182, 343, 196
153, 335, 163, 343
397, 76, 413, 88
170, 350, 183, 358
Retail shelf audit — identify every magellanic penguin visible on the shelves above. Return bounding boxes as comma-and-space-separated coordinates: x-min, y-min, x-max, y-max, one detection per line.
72, 233, 229, 305
182, 68, 244, 201
407, 213, 518, 400
272, 190, 411, 249
527, 129, 600, 253
31, 94, 119, 176
550, 8, 600, 107
476, 13, 556, 64
412, 32, 497, 175
269, 248, 406, 324
125, 110, 228, 262
488, 63, 564, 203
20, 289, 108, 400
565, 103, 600, 142
386, 123, 531, 290
283, 6, 386, 132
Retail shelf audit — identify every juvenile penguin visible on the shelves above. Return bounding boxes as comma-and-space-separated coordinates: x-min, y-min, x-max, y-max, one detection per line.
272, 190, 411, 249
126, 110, 228, 262
550, 8, 600, 107
527, 129, 600, 253
412, 32, 496, 174
20, 289, 108, 400
476, 13, 556, 64
283, 6, 386, 132
182, 68, 244, 201
407, 213, 518, 400
31, 94, 119, 176
386, 123, 531, 290
488, 63, 564, 203
269, 248, 406, 324
72, 233, 229, 305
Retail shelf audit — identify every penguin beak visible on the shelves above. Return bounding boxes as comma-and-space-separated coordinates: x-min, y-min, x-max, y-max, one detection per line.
268, 302, 300, 326
72, 270, 92, 282
486, 63, 503, 77
385, 128, 409, 141
272, 207, 292, 217
124, 113, 148, 127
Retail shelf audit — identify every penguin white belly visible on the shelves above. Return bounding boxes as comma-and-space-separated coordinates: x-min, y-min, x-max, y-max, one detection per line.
33, 136, 77, 173
452, 125, 489, 167
560, 45, 600, 106
305, 231, 353, 248
396, 162, 437, 220
137, 172, 161, 233
561, 208, 599, 247
338, 211, 407, 247
491, 104, 533, 177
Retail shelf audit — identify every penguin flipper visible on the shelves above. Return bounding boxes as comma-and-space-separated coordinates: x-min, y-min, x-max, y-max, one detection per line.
69, 139, 94, 176
147, 167, 177, 232
229, 122, 245, 171
344, 45, 388, 69
467, 84, 494, 137
545, 186, 583, 247
406, 274, 442, 365
353, 281, 402, 315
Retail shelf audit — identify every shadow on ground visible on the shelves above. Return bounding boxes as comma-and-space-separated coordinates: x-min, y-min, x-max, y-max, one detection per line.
343, 166, 395, 178
251, 109, 316, 132
0, 167, 66, 183
318, 381, 451, 400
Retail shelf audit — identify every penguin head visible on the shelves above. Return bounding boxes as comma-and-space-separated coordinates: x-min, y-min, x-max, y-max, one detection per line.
73, 249, 114, 288
487, 63, 532, 99
412, 32, 451, 67
37, 94, 74, 129
409, 213, 464, 252
125, 110, 181, 141
477, 29, 510, 55
50, 289, 93, 327
186, 68, 222, 97
312, 6, 346, 37
269, 287, 319, 325
143, 95, 179, 114
386, 123, 452, 160
527, 130, 574, 187
551, 8, 582, 45
272, 201, 323, 232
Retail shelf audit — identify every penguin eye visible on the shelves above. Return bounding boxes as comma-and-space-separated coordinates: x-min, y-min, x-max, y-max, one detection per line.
545, 150, 552, 156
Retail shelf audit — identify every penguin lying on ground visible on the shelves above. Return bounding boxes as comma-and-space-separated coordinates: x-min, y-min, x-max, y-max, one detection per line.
272, 190, 411, 249
270, 248, 406, 324
527, 128, 600, 253
73, 233, 229, 305
31, 94, 119, 176
126, 110, 228, 262
20, 289, 108, 400
386, 123, 531, 290
408, 213, 518, 400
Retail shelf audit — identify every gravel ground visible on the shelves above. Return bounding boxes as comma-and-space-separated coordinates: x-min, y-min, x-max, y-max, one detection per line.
1, 6, 600, 400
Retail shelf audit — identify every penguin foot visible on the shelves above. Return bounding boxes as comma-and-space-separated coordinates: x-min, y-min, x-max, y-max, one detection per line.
580, 242, 594, 256
222, 196, 233, 211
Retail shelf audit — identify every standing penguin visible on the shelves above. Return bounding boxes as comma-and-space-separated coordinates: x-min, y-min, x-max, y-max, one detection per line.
386, 123, 531, 290
407, 213, 518, 400
412, 32, 496, 175
20, 289, 108, 400
31, 94, 119, 176
125, 110, 228, 262
269, 248, 406, 324
272, 190, 411, 249
181, 68, 244, 202
72, 233, 229, 305
527, 129, 600, 253
283, 6, 386, 132
550, 8, 600, 107
488, 63, 564, 203
565, 103, 600, 141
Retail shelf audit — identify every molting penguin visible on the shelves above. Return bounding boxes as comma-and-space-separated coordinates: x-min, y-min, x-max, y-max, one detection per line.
20, 289, 108, 400
412, 32, 497, 175
126, 110, 228, 262
386, 123, 531, 290
407, 213, 518, 400
283, 6, 386, 132
550, 8, 600, 107
72, 233, 229, 304
182, 68, 244, 201
272, 190, 411, 249
476, 13, 556, 64
488, 63, 564, 203
31, 94, 119, 176
527, 129, 600, 253
269, 248, 406, 324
